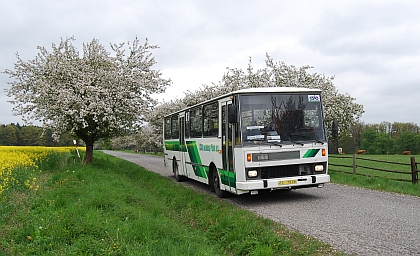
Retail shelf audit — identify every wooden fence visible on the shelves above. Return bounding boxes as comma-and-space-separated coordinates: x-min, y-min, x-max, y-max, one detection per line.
329, 155, 419, 184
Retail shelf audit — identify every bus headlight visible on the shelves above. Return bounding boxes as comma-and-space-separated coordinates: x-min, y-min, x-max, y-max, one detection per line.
314, 165, 324, 172
247, 170, 258, 178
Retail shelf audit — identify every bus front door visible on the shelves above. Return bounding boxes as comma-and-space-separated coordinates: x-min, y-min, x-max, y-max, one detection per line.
179, 115, 187, 177
222, 102, 236, 193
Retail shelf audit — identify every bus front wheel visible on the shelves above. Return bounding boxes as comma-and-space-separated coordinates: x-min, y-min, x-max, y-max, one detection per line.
212, 169, 227, 198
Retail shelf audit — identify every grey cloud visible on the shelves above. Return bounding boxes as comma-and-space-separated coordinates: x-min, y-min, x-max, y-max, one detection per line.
0, 0, 419, 125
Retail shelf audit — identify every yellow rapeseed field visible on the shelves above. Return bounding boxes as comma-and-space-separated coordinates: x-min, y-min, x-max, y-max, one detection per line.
0, 146, 83, 197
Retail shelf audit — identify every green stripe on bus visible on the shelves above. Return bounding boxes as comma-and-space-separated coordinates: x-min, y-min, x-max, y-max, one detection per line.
186, 141, 208, 178
167, 140, 237, 188
164, 141, 186, 152
302, 149, 320, 158
218, 169, 236, 188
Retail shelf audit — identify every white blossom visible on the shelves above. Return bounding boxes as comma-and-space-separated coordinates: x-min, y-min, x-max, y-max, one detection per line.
147, 54, 363, 143
4, 36, 170, 162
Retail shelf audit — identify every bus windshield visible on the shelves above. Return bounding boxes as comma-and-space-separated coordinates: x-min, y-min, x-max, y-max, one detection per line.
239, 93, 326, 145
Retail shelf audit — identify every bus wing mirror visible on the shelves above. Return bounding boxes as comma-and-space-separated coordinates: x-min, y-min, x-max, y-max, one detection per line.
332, 120, 338, 138
228, 105, 238, 123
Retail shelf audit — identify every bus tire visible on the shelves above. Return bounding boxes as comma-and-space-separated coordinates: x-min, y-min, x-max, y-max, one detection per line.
173, 158, 185, 182
212, 168, 227, 198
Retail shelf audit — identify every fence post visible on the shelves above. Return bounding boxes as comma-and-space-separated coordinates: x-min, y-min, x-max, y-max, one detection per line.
353, 154, 357, 174
411, 157, 418, 184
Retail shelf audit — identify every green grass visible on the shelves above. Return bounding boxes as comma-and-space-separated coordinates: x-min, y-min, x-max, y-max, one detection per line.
329, 154, 420, 197
0, 151, 344, 255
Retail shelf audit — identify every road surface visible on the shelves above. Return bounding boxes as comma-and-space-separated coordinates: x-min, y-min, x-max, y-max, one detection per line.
102, 150, 420, 255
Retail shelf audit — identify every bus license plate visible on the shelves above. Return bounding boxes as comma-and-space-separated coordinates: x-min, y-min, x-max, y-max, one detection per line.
278, 180, 297, 186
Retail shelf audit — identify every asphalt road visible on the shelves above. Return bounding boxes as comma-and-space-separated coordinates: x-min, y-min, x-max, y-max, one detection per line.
102, 150, 420, 255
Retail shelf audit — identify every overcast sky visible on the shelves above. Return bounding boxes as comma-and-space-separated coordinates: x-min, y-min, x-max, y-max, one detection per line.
1, 0, 419, 126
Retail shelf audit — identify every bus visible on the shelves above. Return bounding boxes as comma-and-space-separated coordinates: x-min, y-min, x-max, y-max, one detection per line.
163, 87, 333, 197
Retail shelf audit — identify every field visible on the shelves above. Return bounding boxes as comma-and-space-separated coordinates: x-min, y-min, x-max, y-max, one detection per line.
0, 147, 343, 255
329, 154, 420, 197
0, 146, 83, 199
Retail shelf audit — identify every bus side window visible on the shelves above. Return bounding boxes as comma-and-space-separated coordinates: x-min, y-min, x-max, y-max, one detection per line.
164, 117, 171, 139
171, 115, 179, 139
190, 107, 202, 138
185, 112, 191, 139
204, 102, 218, 137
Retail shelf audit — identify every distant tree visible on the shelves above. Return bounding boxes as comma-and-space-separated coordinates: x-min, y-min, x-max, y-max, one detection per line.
392, 122, 420, 136
339, 121, 420, 155
56, 131, 77, 146
134, 124, 162, 153
359, 122, 420, 154
19, 125, 46, 145
394, 132, 420, 154
95, 138, 113, 150
143, 99, 186, 151
4, 37, 170, 162
350, 122, 367, 151
111, 135, 137, 151
0, 124, 19, 145
360, 128, 377, 154
0, 124, 5, 145
372, 132, 389, 155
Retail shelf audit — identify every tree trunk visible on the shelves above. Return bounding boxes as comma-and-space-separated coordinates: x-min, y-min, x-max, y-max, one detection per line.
85, 140, 94, 163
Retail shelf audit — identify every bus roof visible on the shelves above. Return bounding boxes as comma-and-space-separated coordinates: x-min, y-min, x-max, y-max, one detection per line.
164, 87, 322, 117
232, 87, 321, 94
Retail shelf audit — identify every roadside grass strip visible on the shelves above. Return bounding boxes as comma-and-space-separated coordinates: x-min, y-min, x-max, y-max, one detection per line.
0, 151, 344, 255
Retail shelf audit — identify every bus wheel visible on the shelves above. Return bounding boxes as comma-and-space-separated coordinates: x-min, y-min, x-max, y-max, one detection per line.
173, 158, 185, 182
212, 169, 227, 198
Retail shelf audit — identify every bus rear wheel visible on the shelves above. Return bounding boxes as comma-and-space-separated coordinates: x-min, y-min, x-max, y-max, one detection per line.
212, 169, 227, 198
173, 158, 185, 182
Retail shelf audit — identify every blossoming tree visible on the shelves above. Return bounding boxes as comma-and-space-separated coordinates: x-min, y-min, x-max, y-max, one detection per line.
216, 54, 365, 138
4, 37, 170, 163
147, 54, 364, 145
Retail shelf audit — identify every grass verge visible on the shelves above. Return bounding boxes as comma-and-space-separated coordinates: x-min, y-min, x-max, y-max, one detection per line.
0, 151, 344, 255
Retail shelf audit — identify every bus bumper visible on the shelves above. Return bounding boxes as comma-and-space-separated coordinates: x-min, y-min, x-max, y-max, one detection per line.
236, 174, 330, 191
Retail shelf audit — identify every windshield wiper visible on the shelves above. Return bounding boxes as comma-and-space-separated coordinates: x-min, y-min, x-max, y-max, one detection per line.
293, 141, 305, 146
247, 141, 283, 147
272, 142, 283, 147
306, 139, 326, 145
291, 140, 326, 146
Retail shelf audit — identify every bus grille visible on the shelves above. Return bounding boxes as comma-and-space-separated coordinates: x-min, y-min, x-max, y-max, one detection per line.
260, 165, 300, 179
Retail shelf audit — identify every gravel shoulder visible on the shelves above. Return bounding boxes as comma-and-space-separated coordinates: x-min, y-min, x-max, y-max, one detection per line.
102, 150, 420, 255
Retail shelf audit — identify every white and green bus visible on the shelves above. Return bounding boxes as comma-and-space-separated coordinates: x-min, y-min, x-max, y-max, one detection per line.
163, 87, 333, 197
